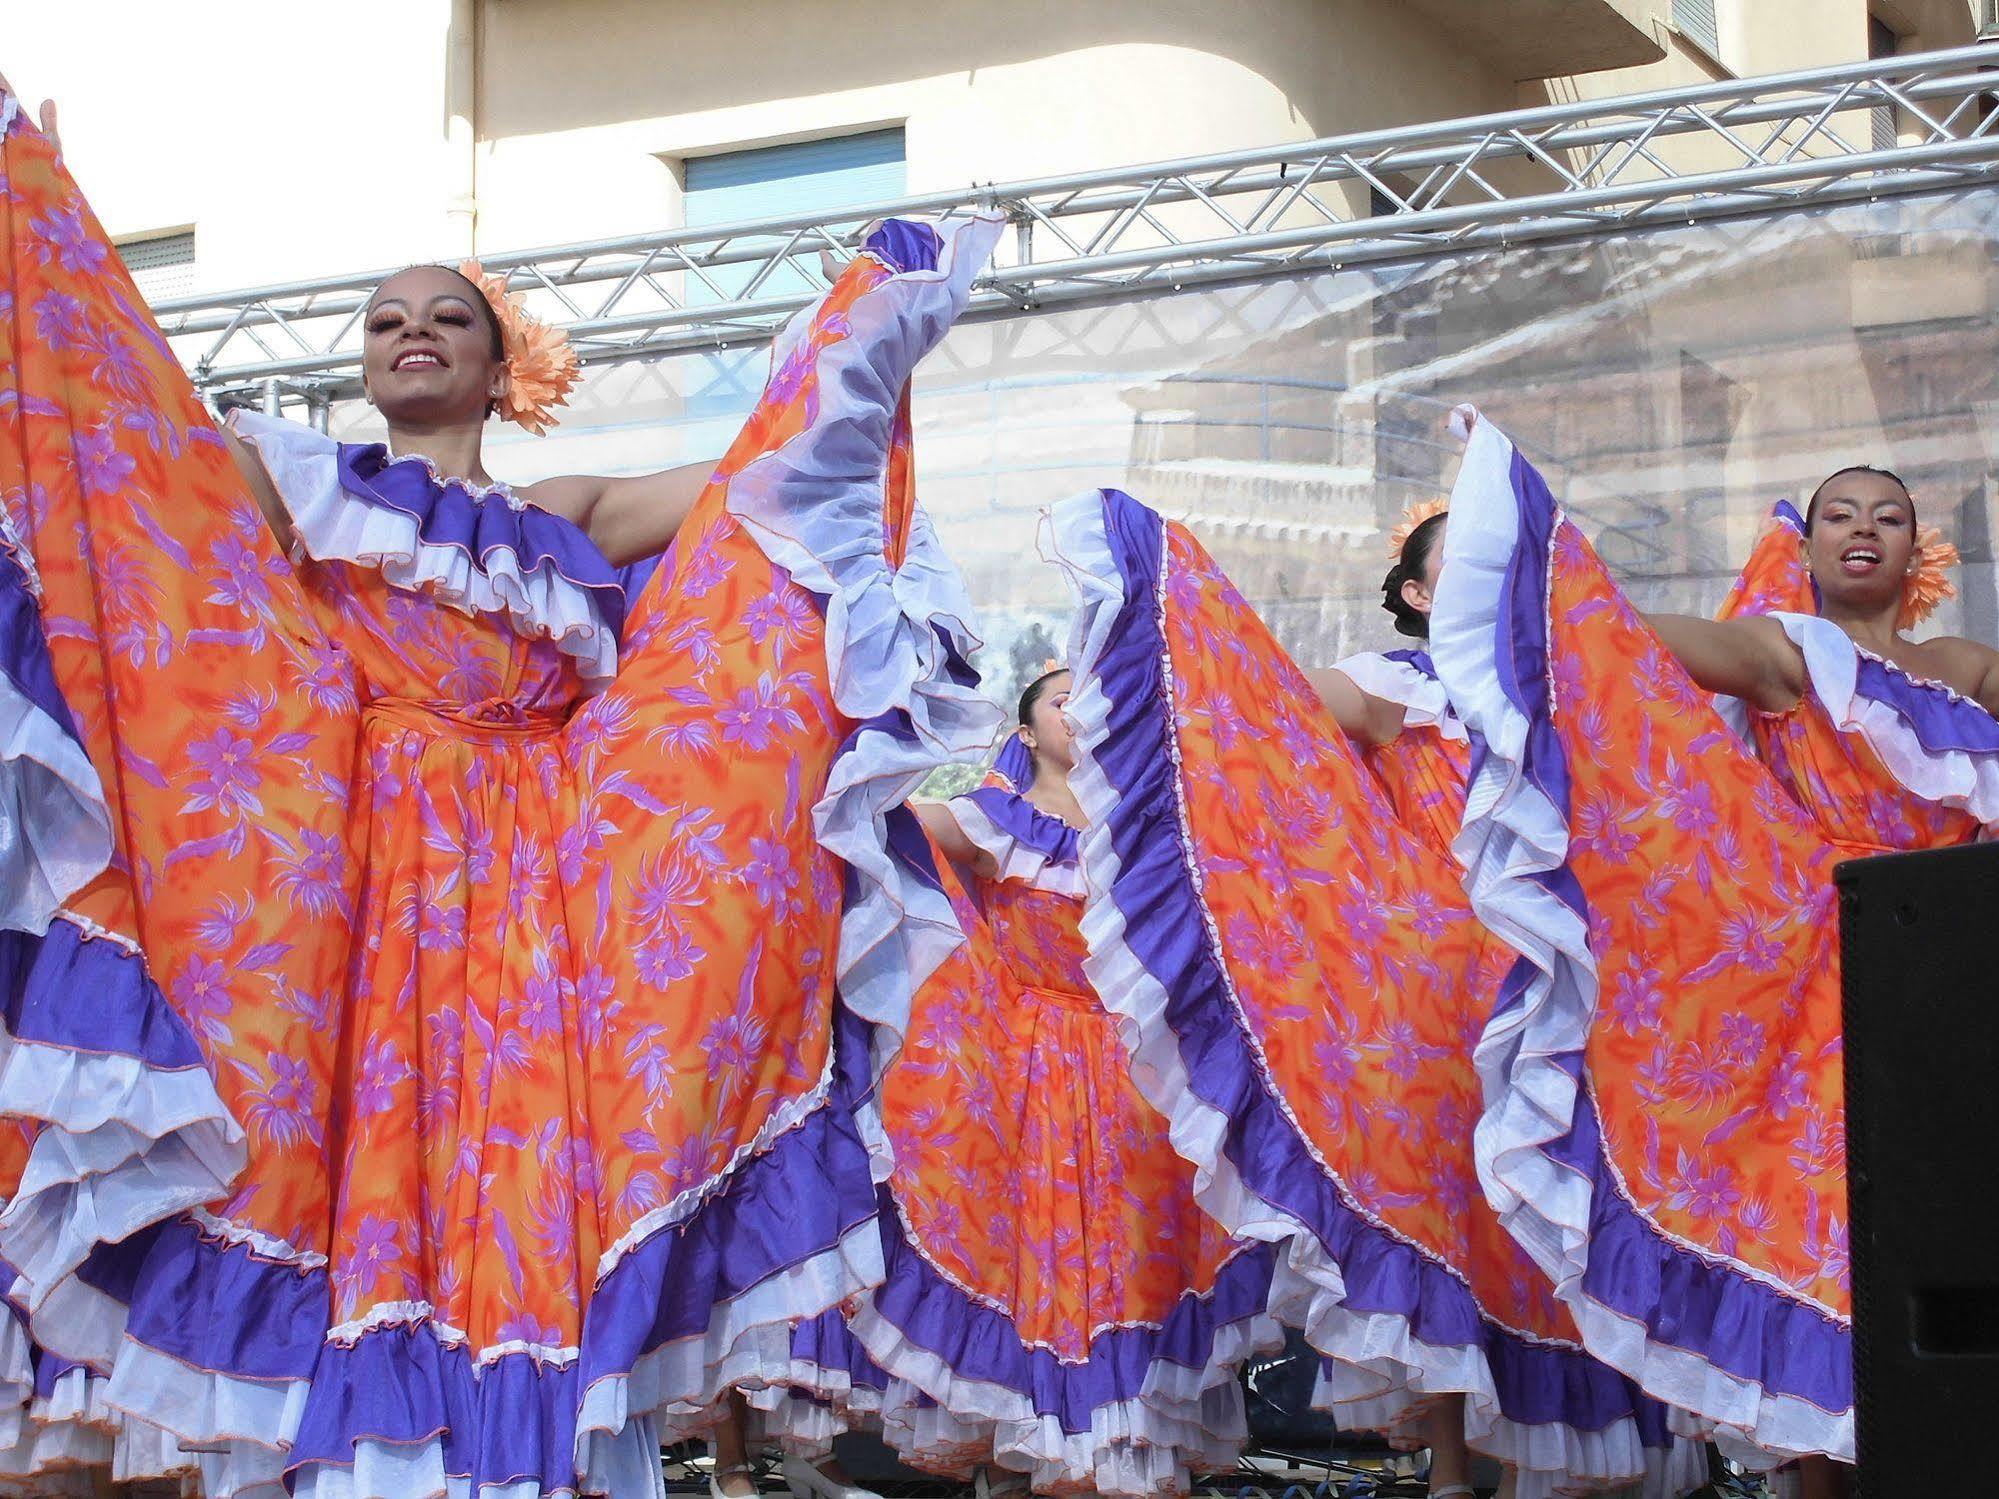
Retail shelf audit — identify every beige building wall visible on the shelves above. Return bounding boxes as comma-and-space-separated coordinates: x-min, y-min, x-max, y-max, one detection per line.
4, 0, 1983, 296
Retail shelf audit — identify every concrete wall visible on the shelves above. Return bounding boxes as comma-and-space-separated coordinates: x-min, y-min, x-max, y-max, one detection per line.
468, 0, 1523, 251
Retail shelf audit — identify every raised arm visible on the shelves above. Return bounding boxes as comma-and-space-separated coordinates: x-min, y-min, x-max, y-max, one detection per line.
525, 465, 716, 569
1304, 667, 1408, 747
1642, 611, 1805, 713
911, 799, 999, 878
222, 424, 299, 558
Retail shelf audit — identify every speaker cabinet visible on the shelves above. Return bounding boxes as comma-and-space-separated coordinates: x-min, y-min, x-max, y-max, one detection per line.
1838, 840, 1999, 1495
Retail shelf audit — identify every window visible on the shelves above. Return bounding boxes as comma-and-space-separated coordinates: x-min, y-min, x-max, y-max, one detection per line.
1672, 0, 1721, 63
1870, 14, 1901, 151
119, 230, 196, 303
683, 128, 906, 302
678, 128, 906, 421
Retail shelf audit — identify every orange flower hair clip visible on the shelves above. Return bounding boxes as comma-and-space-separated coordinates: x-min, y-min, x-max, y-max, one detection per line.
1899, 524, 1959, 630
1039, 657, 1064, 676
1387, 498, 1449, 560
459, 260, 582, 436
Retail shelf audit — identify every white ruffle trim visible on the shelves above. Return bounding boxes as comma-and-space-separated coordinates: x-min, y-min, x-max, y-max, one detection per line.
576, 1218, 882, 1469
1043, 487, 1695, 1493
1429, 407, 1856, 1467
0, 1360, 209, 1490
0, 995, 245, 1361
0, 640, 112, 938
0, 1317, 27, 1455
723, 214, 1007, 1092
1314, 1361, 1707, 1499
852, 1301, 1245, 1498
741, 1359, 884, 1459
228, 410, 620, 685
944, 795, 1086, 897
1776, 612, 1999, 828
294, 1434, 667, 1499
1334, 651, 1467, 742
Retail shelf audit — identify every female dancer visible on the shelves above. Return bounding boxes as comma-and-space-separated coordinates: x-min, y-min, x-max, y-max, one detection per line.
0, 80, 1000, 1495
1300, 502, 1490, 1496
1308, 502, 1466, 854
1322, 499, 1720, 1499
1043, 489, 1703, 1499
1430, 409, 1999, 1499
770, 665, 1277, 1497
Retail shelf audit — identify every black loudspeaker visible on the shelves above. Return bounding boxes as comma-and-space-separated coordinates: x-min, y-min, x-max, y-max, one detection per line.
1838, 839, 1999, 1496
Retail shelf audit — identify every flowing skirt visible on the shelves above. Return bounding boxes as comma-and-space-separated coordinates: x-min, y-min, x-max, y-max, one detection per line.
1046, 488, 1702, 1498
1429, 412, 1858, 1464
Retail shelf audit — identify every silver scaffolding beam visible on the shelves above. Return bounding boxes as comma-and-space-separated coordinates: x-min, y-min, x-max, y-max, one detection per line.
161, 42, 1999, 405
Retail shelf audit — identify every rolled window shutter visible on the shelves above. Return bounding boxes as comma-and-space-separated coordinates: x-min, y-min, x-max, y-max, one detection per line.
120, 231, 196, 303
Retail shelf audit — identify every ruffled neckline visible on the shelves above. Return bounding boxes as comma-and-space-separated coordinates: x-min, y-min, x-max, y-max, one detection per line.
1848, 636, 1979, 707
334, 439, 627, 639
950, 781, 1085, 897
1335, 647, 1466, 742
370, 447, 521, 507
228, 410, 627, 682
1775, 612, 1999, 762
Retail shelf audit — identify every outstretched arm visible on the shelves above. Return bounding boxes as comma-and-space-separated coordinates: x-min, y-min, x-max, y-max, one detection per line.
222, 425, 299, 558
1642, 611, 1805, 712
911, 799, 999, 878
526, 466, 716, 568
524, 244, 870, 565
1304, 667, 1408, 747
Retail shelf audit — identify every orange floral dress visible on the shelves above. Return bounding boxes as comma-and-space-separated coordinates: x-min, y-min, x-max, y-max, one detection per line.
1046, 490, 1704, 1498
0, 88, 1001, 1497
1337, 649, 1473, 857
815, 769, 1273, 1496
1430, 413, 1999, 1468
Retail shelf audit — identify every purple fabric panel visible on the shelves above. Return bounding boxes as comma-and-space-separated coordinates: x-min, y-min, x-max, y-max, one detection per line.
0, 920, 203, 1070
863, 221, 943, 276
866, 1192, 1276, 1435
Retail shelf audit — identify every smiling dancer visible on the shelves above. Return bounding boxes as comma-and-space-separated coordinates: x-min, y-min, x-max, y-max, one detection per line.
0, 79, 1000, 1495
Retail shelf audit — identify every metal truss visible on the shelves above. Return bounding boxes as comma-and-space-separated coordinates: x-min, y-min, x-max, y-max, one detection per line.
160, 42, 1999, 405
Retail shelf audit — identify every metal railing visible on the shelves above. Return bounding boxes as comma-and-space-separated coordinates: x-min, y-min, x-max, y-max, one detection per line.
156, 43, 1999, 405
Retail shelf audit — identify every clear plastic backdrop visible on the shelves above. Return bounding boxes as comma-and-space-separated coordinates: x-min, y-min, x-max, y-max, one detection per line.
326, 188, 1999, 719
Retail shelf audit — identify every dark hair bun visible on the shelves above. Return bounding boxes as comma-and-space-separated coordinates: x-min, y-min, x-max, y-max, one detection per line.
1378, 510, 1445, 640
1016, 668, 1066, 727
1381, 562, 1428, 638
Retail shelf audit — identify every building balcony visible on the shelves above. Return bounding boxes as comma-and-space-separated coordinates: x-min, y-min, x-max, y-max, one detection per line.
1402, 0, 1666, 81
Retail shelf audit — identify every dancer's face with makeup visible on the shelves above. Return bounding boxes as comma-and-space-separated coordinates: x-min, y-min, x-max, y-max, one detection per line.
1021, 670, 1076, 774
1805, 469, 1916, 617
360, 266, 507, 427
